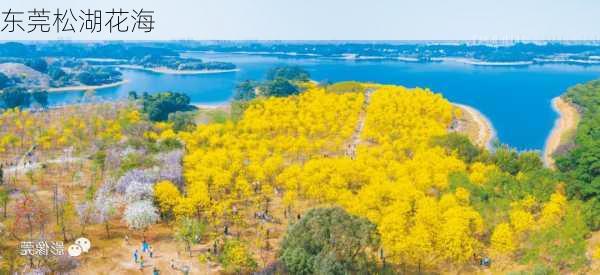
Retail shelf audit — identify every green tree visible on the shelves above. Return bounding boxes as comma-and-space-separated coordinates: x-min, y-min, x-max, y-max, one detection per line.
233, 80, 258, 101
85, 184, 97, 202
48, 66, 67, 81
517, 151, 543, 172
0, 87, 30, 109
430, 133, 482, 163
262, 78, 299, 97
142, 92, 194, 121
168, 111, 196, 132
493, 145, 520, 175
0, 186, 9, 218
230, 100, 251, 122
279, 207, 380, 275
77, 67, 122, 86
128, 91, 139, 100
175, 217, 206, 257
582, 198, 600, 230
558, 144, 600, 200
522, 202, 589, 271
266, 66, 310, 82
25, 58, 48, 73
31, 90, 48, 108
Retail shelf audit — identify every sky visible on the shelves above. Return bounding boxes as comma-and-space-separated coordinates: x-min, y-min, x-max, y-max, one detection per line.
2, 0, 600, 41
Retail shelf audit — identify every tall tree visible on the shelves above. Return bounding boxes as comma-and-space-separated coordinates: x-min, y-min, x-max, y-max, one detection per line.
142, 92, 193, 121
0, 186, 9, 218
266, 66, 310, 82
261, 78, 299, 97
31, 90, 48, 108
234, 80, 258, 101
174, 217, 206, 256
0, 87, 30, 109
279, 207, 380, 275
123, 200, 159, 238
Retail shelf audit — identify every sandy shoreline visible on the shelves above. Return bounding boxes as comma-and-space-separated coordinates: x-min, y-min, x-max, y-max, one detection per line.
119, 65, 240, 75
47, 79, 129, 92
543, 97, 580, 168
454, 103, 496, 149
193, 103, 228, 109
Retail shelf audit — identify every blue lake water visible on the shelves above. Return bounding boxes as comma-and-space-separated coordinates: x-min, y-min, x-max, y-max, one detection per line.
47, 52, 600, 151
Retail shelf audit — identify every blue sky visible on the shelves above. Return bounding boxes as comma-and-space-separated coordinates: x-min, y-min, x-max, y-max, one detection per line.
3, 0, 600, 40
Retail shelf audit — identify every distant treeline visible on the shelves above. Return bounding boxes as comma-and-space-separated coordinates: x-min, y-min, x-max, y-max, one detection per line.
0, 42, 176, 59
131, 55, 236, 71
4, 41, 600, 62
177, 41, 600, 62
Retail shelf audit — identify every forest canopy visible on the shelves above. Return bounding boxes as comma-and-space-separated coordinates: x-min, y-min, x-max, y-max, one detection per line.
557, 80, 600, 200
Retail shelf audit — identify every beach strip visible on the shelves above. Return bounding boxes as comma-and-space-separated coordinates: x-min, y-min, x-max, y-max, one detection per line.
192, 103, 230, 110
47, 79, 129, 92
454, 103, 496, 149
119, 65, 240, 75
543, 97, 580, 168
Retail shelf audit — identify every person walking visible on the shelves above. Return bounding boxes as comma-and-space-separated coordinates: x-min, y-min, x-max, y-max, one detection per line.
149, 245, 154, 258
142, 239, 149, 253
133, 249, 139, 263
139, 255, 144, 270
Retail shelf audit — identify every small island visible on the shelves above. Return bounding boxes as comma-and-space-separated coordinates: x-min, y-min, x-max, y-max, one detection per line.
121, 54, 238, 75
47, 79, 129, 92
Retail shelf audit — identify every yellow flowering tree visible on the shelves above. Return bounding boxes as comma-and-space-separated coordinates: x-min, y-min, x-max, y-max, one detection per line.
154, 180, 182, 218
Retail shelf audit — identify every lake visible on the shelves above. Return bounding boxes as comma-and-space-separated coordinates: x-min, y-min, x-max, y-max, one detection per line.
47, 52, 600, 151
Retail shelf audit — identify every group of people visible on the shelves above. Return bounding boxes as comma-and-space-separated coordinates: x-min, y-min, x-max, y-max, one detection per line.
128, 236, 193, 274
132, 238, 158, 273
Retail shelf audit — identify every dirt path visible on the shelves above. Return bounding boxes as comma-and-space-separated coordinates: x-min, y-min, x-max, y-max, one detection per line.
453, 103, 496, 149
75, 225, 221, 275
346, 89, 373, 158
544, 97, 580, 168
3, 156, 83, 174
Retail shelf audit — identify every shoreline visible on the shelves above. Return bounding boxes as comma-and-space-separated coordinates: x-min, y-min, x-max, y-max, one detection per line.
454, 103, 496, 149
119, 65, 240, 75
192, 103, 230, 110
543, 97, 580, 168
433, 57, 533, 66
187, 51, 600, 66
47, 79, 129, 92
